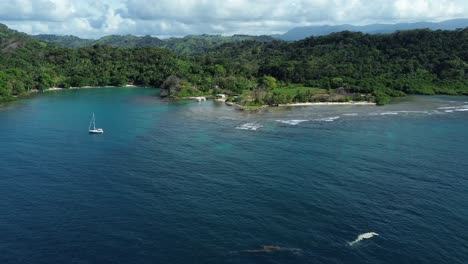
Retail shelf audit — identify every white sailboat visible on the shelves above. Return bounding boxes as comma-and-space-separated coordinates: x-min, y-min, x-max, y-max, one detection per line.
88, 113, 104, 134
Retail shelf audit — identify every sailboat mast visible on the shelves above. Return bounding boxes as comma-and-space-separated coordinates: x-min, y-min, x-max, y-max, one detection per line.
93, 113, 96, 130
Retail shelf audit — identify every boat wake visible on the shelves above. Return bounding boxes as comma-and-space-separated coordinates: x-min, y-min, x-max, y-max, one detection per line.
348, 232, 379, 246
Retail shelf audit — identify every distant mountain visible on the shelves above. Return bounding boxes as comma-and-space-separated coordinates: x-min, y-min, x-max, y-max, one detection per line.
95, 35, 165, 47
34, 34, 164, 48
33, 33, 276, 54
275, 18, 468, 41
34, 34, 94, 48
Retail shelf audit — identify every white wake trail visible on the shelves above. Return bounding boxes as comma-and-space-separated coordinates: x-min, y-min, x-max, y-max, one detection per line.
348, 232, 379, 246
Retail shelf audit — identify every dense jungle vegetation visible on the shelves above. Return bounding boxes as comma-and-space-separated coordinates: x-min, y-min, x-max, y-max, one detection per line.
1, 23, 467, 105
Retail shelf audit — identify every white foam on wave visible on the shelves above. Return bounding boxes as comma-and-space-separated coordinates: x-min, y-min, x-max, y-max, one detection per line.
348, 232, 379, 246
379, 112, 399, 115
276, 119, 308, 125
395, 110, 430, 114
342, 113, 358, 116
314, 116, 340, 122
236, 123, 263, 130
439, 105, 468, 113
438, 106, 457, 110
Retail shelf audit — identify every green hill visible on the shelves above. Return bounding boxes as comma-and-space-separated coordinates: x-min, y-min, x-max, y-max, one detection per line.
1, 24, 44, 51
34, 34, 94, 48
1, 23, 467, 106
33, 33, 276, 55
94, 35, 164, 47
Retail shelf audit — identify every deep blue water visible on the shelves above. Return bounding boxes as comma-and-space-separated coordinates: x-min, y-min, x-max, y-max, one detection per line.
1, 88, 468, 264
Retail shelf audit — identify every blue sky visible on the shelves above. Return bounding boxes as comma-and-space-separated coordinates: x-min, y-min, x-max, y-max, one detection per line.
0, 0, 466, 38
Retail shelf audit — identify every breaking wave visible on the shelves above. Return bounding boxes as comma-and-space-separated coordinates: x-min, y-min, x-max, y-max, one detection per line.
379, 112, 399, 115
314, 116, 340, 122
276, 119, 308, 125
236, 123, 263, 130
438, 106, 457, 110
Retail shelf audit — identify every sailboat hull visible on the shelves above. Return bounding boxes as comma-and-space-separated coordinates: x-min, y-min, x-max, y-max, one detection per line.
89, 129, 104, 134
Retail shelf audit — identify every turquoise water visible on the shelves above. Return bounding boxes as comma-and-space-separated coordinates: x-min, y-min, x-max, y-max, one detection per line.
1, 88, 468, 264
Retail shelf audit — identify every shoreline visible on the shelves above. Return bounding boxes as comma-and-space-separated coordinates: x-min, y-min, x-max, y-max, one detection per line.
43, 84, 142, 92
224, 100, 376, 111
225, 101, 247, 110
278, 101, 376, 107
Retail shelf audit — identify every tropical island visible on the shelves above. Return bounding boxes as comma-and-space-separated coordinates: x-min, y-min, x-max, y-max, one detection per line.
1, 23, 467, 109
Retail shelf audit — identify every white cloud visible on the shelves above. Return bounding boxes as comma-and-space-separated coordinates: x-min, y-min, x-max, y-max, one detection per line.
394, 0, 465, 20
0, 0, 467, 38
0, 0, 80, 22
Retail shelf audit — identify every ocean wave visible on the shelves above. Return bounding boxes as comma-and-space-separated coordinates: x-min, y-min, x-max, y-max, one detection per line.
379, 112, 399, 115
348, 232, 379, 246
369, 112, 399, 116
438, 106, 457, 110
395, 110, 430, 114
314, 116, 340, 122
342, 113, 358, 116
276, 119, 308, 125
439, 105, 468, 111
236, 123, 263, 130
445, 110, 454, 113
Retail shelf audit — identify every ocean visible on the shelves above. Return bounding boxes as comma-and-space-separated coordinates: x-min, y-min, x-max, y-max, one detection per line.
1, 87, 467, 264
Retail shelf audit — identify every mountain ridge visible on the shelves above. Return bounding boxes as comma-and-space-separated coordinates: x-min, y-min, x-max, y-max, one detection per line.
274, 18, 468, 40
33, 33, 276, 54
32, 19, 468, 50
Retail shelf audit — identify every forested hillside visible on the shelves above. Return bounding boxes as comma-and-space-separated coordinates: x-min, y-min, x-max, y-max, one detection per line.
1, 23, 467, 106
34, 33, 275, 55
197, 29, 468, 102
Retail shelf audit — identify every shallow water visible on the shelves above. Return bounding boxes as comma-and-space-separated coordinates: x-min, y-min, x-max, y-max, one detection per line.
1, 88, 467, 264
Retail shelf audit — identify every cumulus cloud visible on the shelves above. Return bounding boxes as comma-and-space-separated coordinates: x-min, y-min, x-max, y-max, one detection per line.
0, 0, 81, 22
0, 0, 466, 38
